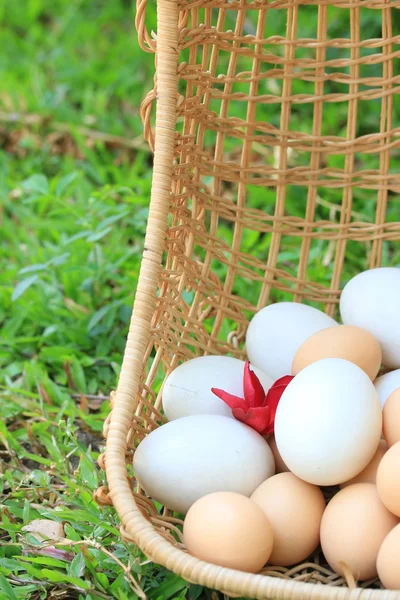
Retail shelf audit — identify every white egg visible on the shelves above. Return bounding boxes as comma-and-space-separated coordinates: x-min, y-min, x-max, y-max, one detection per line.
340, 268, 400, 369
133, 415, 275, 514
375, 370, 400, 408
275, 358, 382, 486
162, 356, 273, 421
246, 302, 338, 380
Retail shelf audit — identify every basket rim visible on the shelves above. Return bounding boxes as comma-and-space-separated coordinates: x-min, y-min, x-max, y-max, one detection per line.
105, 0, 400, 597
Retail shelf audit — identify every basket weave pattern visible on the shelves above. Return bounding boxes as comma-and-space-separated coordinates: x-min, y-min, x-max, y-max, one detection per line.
99, 0, 400, 597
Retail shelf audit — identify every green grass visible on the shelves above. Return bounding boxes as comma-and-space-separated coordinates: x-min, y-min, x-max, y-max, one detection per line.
0, 0, 397, 598
0, 1, 185, 598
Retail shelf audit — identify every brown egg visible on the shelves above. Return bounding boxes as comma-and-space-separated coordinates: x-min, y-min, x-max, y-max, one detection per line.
320, 483, 398, 580
377, 523, 400, 589
251, 473, 325, 566
183, 492, 273, 573
376, 441, 400, 517
383, 388, 400, 447
292, 325, 382, 380
340, 439, 387, 488
267, 435, 289, 473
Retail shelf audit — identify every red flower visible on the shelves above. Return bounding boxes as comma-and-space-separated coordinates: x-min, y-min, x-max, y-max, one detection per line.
212, 363, 294, 435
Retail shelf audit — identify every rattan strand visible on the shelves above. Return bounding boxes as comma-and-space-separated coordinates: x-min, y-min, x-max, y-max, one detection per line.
103, 0, 400, 597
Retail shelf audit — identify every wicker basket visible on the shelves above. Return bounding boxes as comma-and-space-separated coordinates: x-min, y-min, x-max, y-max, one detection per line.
97, 0, 400, 597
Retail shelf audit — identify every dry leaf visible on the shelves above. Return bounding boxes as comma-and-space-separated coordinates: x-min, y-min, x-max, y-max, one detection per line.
22, 518, 64, 540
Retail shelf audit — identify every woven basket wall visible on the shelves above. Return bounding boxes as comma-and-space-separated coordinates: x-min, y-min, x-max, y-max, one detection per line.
97, 0, 400, 597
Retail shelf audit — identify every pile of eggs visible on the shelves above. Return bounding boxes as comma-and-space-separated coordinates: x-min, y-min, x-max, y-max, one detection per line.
133, 267, 400, 589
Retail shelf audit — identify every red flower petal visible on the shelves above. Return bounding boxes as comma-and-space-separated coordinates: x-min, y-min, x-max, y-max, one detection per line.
262, 375, 294, 433
270, 375, 294, 390
212, 364, 294, 436
211, 388, 246, 411
232, 406, 272, 434
243, 362, 265, 408
265, 375, 294, 405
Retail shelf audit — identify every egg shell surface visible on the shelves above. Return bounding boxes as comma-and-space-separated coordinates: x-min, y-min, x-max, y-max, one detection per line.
246, 302, 338, 381
133, 414, 275, 514
183, 492, 274, 572
340, 439, 387, 488
251, 473, 325, 566
340, 268, 400, 369
377, 523, 400, 590
376, 441, 400, 517
162, 356, 273, 421
383, 388, 400, 447
320, 483, 398, 580
267, 436, 289, 473
375, 370, 400, 408
292, 324, 382, 380
275, 358, 382, 486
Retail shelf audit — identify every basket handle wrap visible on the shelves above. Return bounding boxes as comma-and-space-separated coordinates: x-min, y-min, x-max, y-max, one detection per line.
106, 0, 177, 551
